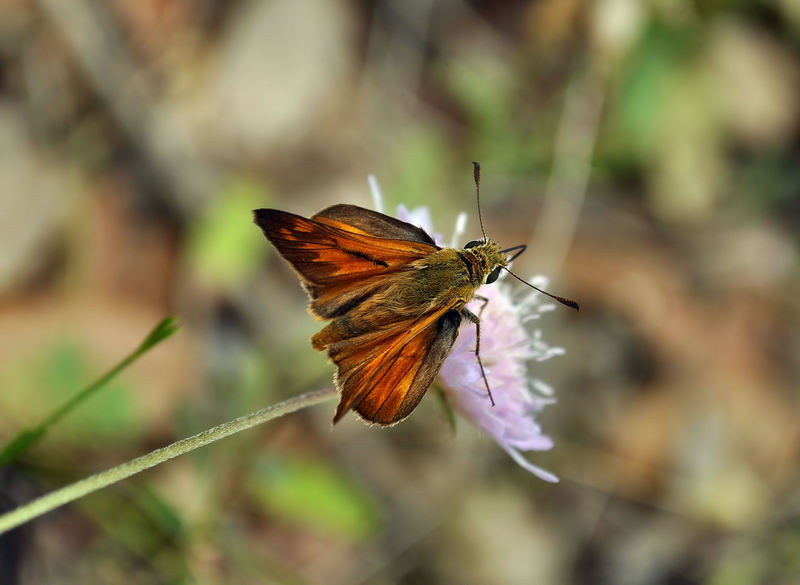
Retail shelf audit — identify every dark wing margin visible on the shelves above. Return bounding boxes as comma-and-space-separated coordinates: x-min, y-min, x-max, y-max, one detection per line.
332, 309, 462, 425
313, 204, 439, 247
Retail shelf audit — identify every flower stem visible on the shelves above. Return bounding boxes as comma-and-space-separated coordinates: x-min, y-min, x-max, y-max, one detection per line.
0, 387, 337, 535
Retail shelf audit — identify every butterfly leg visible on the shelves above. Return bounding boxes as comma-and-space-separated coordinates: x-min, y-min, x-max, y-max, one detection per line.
460, 307, 495, 407
472, 294, 489, 318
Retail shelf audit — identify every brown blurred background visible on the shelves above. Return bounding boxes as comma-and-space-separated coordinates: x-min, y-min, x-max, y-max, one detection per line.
1, 1, 799, 583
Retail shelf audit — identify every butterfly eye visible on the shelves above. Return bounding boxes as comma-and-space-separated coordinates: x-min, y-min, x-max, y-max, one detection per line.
465, 240, 482, 248
486, 267, 501, 284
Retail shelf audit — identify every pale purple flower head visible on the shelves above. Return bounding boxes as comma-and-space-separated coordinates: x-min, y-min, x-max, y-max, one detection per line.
393, 201, 563, 482
438, 279, 562, 482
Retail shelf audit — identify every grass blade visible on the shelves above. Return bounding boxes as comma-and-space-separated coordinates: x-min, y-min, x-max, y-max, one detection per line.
0, 317, 179, 467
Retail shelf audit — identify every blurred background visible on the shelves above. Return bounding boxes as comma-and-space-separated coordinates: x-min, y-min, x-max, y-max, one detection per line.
1, 0, 799, 583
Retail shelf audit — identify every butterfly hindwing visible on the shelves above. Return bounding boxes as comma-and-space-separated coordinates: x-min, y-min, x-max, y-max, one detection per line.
312, 204, 438, 246
331, 309, 462, 425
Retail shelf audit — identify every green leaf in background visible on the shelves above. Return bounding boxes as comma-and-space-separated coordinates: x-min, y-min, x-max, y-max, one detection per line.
445, 59, 513, 138
0, 317, 178, 466
611, 21, 700, 160
386, 129, 452, 214
444, 60, 518, 174
36, 341, 137, 440
248, 455, 380, 542
188, 176, 271, 291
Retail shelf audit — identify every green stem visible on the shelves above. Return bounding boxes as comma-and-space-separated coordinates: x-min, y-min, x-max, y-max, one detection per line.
0, 387, 337, 535
0, 317, 179, 467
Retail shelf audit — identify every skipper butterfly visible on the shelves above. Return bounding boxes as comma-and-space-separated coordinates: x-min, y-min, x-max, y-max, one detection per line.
254, 163, 577, 425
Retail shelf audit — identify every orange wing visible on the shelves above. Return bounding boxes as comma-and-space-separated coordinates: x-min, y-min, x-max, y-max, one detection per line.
253, 207, 438, 318
330, 308, 462, 425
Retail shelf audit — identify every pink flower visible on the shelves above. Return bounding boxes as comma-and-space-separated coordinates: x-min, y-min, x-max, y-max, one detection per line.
394, 203, 563, 482
438, 278, 562, 482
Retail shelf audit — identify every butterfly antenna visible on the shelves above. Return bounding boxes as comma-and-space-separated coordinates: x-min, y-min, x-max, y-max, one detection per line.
504, 268, 580, 311
472, 161, 488, 243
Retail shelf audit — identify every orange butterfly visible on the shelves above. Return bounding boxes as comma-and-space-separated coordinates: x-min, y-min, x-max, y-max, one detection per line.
254, 163, 577, 425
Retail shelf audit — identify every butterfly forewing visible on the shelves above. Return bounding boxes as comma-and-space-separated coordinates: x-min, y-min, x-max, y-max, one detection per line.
254, 209, 434, 284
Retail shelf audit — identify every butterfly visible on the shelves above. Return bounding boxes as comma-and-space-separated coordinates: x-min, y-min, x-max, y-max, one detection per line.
254, 163, 577, 425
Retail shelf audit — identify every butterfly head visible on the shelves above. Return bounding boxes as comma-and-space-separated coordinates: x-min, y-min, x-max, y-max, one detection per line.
464, 239, 507, 285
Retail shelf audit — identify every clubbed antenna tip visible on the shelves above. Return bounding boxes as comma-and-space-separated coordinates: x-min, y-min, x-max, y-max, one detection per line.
471, 161, 487, 242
